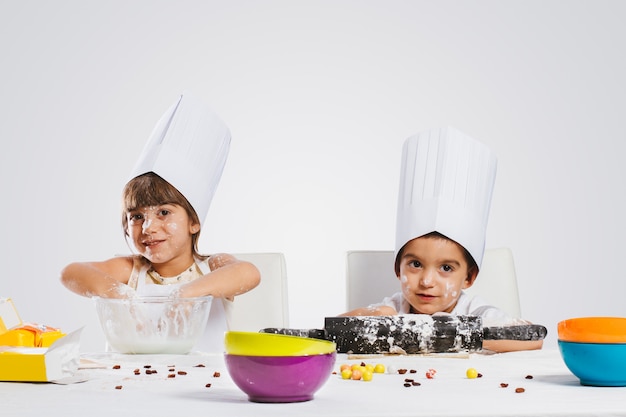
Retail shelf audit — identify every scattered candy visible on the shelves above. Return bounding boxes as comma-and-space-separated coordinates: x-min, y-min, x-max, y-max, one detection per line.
374, 364, 385, 374
525, 375, 534, 379
402, 378, 421, 388
339, 362, 387, 381
515, 387, 525, 393
425, 368, 437, 379
115, 385, 123, 390
500, 383, 509, 388
466, 368, 478, 379
112, 364, 121, 369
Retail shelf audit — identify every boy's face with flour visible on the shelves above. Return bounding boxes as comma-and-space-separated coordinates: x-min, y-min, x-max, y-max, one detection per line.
396, 234, 478, 315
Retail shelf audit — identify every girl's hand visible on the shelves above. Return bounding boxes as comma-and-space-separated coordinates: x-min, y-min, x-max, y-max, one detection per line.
208, 253, 236, 271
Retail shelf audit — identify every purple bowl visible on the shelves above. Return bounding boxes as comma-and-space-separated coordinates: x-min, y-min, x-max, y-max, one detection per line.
225, 352, 336, 403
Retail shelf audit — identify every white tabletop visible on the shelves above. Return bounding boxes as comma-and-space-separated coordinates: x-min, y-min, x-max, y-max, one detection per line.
1, 349, 624, 417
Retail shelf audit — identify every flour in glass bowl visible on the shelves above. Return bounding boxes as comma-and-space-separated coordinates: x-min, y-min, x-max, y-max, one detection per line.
94, 296, 212, 354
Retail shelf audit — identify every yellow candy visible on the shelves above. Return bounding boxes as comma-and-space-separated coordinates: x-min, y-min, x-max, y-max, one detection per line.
341, 369, 352, 379
362, 370, 374, 381
466, 368, 478, 379
373, 363, 386, 373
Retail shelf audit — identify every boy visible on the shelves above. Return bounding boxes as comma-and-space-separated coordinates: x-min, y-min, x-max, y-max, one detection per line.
341, 127, 542, 352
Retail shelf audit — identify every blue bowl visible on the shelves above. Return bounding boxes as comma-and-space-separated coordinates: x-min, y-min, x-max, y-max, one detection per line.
558, 340, 626, 386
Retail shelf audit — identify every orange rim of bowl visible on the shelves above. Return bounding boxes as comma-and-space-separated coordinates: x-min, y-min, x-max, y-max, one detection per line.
557, 317, 626, 343
224, 331, 336, 356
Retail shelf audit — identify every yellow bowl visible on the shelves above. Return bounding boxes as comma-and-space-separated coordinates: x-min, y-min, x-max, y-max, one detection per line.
557, 317, 626, 343
224, 331, 336, 356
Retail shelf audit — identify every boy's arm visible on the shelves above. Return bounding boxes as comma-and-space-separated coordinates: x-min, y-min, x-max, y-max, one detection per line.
60, 257, 134, 298
176, 253, 261, 300
482, 339, 543, 353
338, 305, 398, 317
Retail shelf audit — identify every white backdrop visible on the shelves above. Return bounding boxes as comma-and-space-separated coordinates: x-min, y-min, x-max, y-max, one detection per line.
1, 1, 625, 352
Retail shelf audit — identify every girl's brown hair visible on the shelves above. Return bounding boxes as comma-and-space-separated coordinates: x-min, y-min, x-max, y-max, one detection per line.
121, 172, 205, 259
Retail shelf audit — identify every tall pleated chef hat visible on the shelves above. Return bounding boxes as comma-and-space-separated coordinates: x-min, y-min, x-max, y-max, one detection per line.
129, 91, 231, 226
395, 126, 497, 269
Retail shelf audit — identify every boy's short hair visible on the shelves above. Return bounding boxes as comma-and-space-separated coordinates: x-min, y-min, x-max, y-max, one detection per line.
394, 231, 478, 277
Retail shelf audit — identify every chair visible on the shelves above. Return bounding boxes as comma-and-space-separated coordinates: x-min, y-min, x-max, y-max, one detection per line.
345, 248, 521, 318
229, 252, 289, 331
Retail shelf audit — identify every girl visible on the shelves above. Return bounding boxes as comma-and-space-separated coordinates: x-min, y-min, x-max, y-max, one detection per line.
60, 172, 260, 302
61, 91, 260, 351
60, 172, 260, 352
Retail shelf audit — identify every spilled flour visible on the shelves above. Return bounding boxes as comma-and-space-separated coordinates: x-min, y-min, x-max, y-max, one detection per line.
325, 314, 483, 354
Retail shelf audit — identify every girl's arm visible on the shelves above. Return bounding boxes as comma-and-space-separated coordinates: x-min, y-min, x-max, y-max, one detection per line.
60, 256, 135, 299
176, 253, 261, 300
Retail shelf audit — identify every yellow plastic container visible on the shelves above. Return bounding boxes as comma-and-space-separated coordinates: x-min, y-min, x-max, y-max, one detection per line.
0, 329, 81, 382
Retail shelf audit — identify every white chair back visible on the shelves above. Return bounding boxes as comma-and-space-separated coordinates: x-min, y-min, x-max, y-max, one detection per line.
230, 252, 289, 331
346, 248, 521, 318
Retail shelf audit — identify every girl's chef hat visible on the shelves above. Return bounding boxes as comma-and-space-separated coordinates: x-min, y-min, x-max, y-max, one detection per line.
395, 126, 497, 269
129, 91, 231, 226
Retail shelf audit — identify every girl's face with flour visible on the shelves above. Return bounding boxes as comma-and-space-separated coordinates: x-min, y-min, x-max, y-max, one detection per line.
122, 173, 202, 275
127, 203, 199, 268
396, 234, 478, 315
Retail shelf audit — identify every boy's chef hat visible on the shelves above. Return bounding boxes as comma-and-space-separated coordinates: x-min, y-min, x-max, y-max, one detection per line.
129, 91, 231, 226
395, 126, 497, 269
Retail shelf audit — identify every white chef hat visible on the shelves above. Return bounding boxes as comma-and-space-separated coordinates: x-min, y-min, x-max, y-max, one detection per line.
129, 91, 231, 226
395, 126, 497, 269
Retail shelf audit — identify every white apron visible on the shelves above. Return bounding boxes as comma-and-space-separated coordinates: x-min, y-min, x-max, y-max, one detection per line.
132, 257, 232, 353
